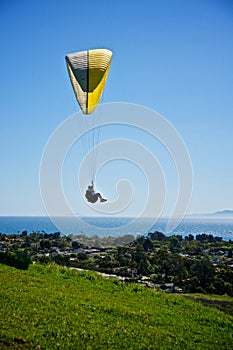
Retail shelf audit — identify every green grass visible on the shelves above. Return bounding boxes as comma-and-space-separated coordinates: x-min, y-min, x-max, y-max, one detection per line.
0, 264, 232, 350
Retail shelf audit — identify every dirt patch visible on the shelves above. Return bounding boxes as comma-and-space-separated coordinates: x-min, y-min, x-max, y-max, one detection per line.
184, 296, 233, 316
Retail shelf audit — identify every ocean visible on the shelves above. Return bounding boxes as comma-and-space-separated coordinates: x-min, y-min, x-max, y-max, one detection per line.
0, 216, 233, 241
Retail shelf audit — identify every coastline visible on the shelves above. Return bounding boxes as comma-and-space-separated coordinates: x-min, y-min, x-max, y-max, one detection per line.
0, 216, 233, 240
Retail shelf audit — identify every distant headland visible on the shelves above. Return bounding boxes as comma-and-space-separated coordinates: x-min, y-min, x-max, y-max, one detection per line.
192, 210, 233, 218
211, 210, 233, 216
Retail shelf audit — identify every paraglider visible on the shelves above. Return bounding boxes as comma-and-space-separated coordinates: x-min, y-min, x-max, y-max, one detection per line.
65, 48, 112, 114
85, 181, 107, 203
65, 48, 112, 202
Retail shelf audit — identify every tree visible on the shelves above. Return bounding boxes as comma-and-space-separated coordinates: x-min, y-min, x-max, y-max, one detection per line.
148, 231, 166, 242
77, 252, 88, 261
115, 247, 133, 267
228, 249, 232, 258
40, 239, 51, 250
132, 246, 151, 275
22, 230, 28, 237
72, 241, 82, 249
169, 236, 180, 252
0, 250, 32, 270
167, 254, 188, 286
185, 234, 194, 241
53, 232, 61, 239
191, 257, 215, 290
143, 238, 154, 252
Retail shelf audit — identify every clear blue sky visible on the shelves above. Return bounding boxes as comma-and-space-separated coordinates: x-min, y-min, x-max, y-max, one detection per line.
1, 0, 233, 216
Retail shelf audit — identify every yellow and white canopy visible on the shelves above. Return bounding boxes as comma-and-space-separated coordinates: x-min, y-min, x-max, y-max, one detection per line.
65, 48, 112, 114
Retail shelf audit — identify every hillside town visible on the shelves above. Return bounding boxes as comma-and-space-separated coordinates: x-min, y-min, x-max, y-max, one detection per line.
0, 230, 232, 296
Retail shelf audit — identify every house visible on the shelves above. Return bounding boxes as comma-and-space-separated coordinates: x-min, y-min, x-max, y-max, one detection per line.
160, 283, 175, 292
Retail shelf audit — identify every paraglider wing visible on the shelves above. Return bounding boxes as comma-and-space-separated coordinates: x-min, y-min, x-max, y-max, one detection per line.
65, 49, 112, 114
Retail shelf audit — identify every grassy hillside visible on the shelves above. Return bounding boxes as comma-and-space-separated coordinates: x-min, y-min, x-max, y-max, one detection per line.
0, 264, 232, 350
